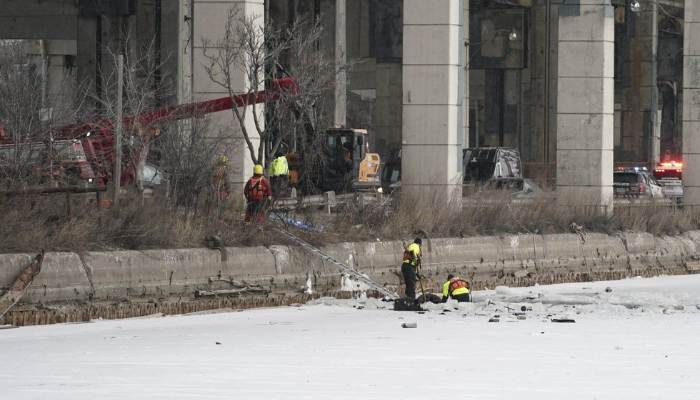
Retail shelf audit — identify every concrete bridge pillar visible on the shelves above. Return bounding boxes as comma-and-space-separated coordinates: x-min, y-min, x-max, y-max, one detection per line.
192, 0, 264, 201
683, 1, 700, 209
402, 0, 463, 201
556, 0, 614, 213
463, 0, 469, 147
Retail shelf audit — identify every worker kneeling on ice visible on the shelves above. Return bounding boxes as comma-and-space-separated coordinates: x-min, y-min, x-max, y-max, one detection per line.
442, 274, 470, 303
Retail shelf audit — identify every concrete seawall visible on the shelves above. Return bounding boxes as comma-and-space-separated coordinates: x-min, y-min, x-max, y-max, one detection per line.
2, 231, 700, 326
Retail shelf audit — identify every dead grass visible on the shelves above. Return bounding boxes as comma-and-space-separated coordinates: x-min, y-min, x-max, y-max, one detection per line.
1, 190, 698, 254
329, 190, 700, 241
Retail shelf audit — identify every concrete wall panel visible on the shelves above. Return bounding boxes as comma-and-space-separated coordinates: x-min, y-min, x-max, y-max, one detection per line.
556, 149, 614, 186
679, 154, 700, 186
623, 232, 656, 253
403, 105, 462, 145
0, 253, 91, 303
558, 5, 614, 42
403, 0, 461, 25
4, 230, 700, 312
400, 144, 463, 185
557, 41, 614, 78
403, 65, 461, 105
558, 114, 614, 150
403, 25, 461, 65
557, 77, 614, 115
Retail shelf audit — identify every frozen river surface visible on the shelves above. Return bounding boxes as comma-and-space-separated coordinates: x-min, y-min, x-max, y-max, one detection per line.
2, 275, 700, 400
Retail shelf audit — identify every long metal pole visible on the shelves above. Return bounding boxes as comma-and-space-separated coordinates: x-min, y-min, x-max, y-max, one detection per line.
544, 0, 550, 164
114, 55, 123, 205
650, 2, 659, 165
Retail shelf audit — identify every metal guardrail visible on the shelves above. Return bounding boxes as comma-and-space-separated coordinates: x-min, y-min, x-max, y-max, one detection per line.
0, 185, 108, 218
272, 191, 381, 213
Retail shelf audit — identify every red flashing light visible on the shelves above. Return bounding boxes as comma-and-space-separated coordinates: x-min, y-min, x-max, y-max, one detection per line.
660, 161, 682, 168
655, 169, 665, 173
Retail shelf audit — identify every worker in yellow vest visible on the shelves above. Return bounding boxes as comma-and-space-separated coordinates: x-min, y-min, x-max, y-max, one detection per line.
401, 238, 422, 299
269, 151, 289, 196
442, 274, 470, 302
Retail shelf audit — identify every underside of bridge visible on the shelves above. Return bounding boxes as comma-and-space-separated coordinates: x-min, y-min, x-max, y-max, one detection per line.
0, 0, 696, 207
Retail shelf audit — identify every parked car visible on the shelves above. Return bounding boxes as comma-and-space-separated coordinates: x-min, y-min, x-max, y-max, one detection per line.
478, 177, 542, 198
142, 163, 166, 188
613, 168, 664, 200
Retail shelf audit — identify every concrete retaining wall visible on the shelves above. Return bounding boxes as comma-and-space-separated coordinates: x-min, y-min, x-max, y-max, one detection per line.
2, 231, 700, 324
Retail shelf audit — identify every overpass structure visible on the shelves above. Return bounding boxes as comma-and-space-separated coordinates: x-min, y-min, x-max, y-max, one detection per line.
0, 0, 698, 210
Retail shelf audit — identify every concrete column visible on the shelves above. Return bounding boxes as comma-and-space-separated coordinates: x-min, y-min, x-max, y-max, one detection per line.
374, 63, 402, 157
402, 0, 463, 200
320, 0, 348, 128
77, 17, 97, 103
335, 0, 347, 127
369, 0, 402, 158
619, 3, 658, 163
683, 2, 700, 208
192, 0, 264, 204
462, 0, 469, 147
556, 0, 614, 212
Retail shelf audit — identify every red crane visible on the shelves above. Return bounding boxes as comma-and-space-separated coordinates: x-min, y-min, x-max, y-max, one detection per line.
0, 77, 297, 186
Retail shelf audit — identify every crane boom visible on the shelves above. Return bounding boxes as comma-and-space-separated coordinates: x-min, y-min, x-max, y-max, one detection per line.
0, 77, 297, 187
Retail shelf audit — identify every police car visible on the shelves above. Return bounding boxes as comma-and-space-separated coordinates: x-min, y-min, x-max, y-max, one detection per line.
613, 167, 664, 199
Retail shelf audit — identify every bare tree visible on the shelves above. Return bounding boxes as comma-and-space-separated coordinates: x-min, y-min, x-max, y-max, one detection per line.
0, 41, 83, 188
201, 9, 348, 170
89, 32, 168, 194
156, 116, 233, 214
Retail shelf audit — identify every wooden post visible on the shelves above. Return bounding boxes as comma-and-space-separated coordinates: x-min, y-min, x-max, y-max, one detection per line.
96, 190, 103, 226
66, 192, 73, 218
114, 54, 123, 206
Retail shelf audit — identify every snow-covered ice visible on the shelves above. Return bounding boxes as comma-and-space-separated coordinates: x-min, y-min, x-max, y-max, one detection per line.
2, 274, 700, 399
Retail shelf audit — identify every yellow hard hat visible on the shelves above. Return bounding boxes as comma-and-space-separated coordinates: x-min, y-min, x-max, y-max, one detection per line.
218, 155, 228, 163
253, 164, 263, 175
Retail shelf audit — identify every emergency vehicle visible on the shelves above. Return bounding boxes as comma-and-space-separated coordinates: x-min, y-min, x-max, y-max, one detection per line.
653, 160, 683, 203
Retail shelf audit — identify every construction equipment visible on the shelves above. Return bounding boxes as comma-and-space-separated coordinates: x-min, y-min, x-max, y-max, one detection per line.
273, 227, 397, 299
0, 78, 297, 187
287, 127, 381, 193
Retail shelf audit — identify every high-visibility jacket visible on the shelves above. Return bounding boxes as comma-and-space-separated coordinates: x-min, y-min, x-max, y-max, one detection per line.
244, 175, 272, 201
270, 156, 289, 177
442, 277, 470, 298
402, 243, 422, 267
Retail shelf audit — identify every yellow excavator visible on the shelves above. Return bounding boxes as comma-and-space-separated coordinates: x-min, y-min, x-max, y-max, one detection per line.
286, 128, 380, 193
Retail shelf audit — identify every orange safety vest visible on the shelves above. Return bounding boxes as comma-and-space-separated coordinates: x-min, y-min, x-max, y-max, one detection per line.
448, 278, 470, 295
402, 243, 421, 266
245, 176, 271, 201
